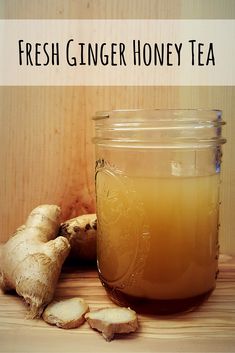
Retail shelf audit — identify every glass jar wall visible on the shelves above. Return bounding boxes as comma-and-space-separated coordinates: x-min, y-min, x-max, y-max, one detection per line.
93, 109, 226, 314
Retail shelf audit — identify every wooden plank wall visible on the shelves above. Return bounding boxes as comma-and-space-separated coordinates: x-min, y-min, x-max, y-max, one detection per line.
0, 1, 234, 255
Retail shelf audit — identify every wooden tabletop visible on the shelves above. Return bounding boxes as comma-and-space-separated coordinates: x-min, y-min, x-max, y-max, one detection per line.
0, 255, 235, 353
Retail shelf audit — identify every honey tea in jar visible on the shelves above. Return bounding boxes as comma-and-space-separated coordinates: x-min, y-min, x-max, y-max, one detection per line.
93, 109, 226, 314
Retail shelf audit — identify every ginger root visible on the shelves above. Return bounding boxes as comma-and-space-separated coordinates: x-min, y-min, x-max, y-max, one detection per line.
0, 205, 70, 318
43, 297, 89, 329
59, 214, 97, 262
85, 307, 138, 341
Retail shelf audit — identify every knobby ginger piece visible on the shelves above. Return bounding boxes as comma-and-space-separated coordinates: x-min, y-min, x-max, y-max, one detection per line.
85, 307, 138, 341
43, 297, 89, 329
59, 214, 97, 262
0, 205, 70, 318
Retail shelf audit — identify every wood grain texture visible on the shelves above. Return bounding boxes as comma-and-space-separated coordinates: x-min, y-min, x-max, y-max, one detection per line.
0, 255, 234, 353
1, 0, 235, 19
0, 1, 235, 255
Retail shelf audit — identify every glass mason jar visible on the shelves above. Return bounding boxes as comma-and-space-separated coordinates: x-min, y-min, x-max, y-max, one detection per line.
93, 109, 226, 314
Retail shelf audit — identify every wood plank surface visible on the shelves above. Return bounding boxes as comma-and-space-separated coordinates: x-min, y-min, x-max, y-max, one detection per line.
0, 3, 235, 254
0, 255, 234, 353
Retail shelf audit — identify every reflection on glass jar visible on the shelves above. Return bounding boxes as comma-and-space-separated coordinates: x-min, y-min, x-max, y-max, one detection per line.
93, 109, 226, 314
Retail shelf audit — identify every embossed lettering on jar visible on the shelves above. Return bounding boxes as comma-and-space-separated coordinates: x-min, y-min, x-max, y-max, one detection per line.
93, 109, 226, 314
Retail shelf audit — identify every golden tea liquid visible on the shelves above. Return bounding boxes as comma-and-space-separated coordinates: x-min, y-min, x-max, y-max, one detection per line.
96, 170, 219, 312
93, 109, 226, 313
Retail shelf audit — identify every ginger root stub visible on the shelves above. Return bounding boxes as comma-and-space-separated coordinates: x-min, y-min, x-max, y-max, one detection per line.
59, 214, 97, 262
0, 205, 70, 318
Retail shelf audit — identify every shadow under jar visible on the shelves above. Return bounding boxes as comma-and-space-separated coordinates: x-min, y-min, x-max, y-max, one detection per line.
93, 109, 226, 314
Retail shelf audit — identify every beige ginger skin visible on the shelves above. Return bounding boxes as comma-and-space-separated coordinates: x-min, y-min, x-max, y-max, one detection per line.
0, 205, 70, 318
0, 206, 139, 342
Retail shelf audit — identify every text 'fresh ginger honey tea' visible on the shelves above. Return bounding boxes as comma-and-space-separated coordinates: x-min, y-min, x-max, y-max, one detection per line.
93, 110, 226, 314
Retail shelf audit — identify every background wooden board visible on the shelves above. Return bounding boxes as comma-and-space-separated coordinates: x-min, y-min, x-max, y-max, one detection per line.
0, 255, 235, 353
0, 1, 235, 255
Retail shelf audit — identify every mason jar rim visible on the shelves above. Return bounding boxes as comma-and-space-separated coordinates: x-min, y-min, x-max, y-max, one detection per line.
92, 108, 226, 148
93, 109, 223, 122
